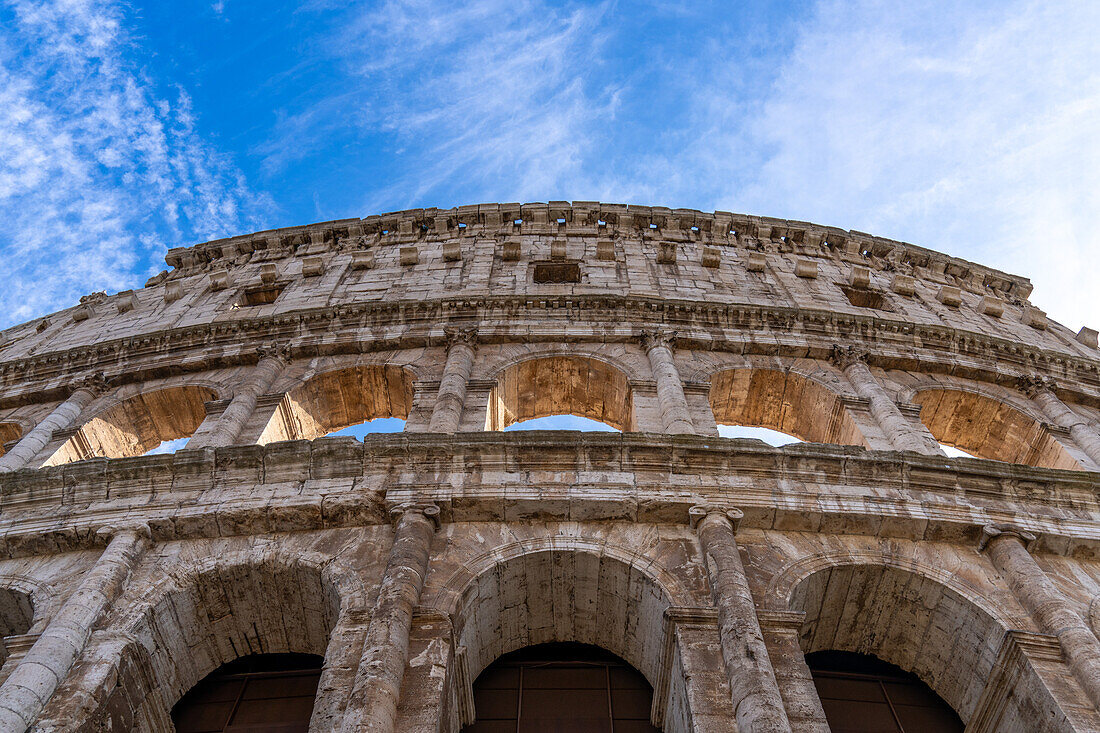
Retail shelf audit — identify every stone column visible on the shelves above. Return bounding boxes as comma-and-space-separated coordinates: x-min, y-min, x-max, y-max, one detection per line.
187, 343, 289, 449
0, 526, 150, 732
830, 345, 942, 454
340, 503, 440, 733
309, 608, 372, 731
1019, 375, 1100, 467
394, 610, 455, 733
0, 373, 108, 473
428, 328, 477, 433
690, 506, 792, 733
641, 330, 695, 434
756, 610, 830, 733
980, 524, 1100, 711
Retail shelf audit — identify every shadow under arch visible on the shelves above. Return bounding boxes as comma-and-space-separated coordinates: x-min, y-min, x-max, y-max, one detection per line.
0, 422, 22, 458
912, 387, 1080, 469
783, 560, 1065, 732
45, 385, 217, 465
709, 367, 867, 446
60, 546, 368, 732
485, 355, 633, 431
462, 642, 660, 732
434, 538, 697, 732
260, 364, 414, 443
0, 581, 38, 676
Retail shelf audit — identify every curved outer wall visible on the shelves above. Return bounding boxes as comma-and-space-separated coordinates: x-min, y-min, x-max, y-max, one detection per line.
0, 202, 1096, 731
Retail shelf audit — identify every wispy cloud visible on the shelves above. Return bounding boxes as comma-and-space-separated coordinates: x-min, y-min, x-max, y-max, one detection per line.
261, 0, 619, 210
730, 0, 1100, 331
0, 0, 266, 327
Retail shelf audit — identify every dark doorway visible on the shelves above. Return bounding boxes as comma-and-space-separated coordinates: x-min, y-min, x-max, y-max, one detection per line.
807, 650, 964, 732
463, 642, 660, 733
171, 653, 323, 733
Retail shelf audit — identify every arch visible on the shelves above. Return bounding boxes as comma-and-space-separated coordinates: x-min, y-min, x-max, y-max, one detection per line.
912, 387, 1080, 469
0, 573, 56, 633
44, 385, 217, 465
435, 538, 693, 731
485, 355, 633, 431
709, 367, 868, 446
80, 545, 367, 731
0, 422, 21, 458
785, 560, 1057, 731
260, 364, 414, 443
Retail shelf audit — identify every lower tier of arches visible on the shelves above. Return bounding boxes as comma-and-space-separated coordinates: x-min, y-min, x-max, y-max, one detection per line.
2, 523, 1098, 733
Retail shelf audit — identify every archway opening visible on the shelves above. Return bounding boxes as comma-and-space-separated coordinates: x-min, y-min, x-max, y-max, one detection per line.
449, 546, 694, 730
913, 388, 1079, 469
0, 588, 35, 684
76, 554, 346, 731
462, 642, 658, 732
790, 563, 1049, 731
326, 417, 407, 439
717, 424, 802, 446
504, 415, 620, 432
807, 650, 962, 732
710, 368, 867, 446
171, 652, 323, 733
0, 422, 21, 458
486, 356, 633, 431
259, 365, 413, 443
45, 385, 216, 465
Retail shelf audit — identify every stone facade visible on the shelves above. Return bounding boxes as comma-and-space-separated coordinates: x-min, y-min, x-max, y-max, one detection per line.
0, 202, 1096, 730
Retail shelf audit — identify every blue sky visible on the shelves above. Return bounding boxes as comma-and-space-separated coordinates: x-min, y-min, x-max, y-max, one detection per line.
2, 0, 1099, 336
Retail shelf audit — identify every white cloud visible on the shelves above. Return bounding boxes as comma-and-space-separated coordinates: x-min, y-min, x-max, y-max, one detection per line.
732, 0, 1100, 331
264, 0, 619, 210
0, 0, 266, 327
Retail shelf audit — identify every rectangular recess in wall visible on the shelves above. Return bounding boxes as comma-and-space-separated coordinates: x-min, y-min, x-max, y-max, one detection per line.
533, 262, 581, 283
240, 284, 285, 306
839, 285, 892, 311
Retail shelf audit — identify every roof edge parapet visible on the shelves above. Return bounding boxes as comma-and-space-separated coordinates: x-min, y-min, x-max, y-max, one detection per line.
161, 202, 1033, 300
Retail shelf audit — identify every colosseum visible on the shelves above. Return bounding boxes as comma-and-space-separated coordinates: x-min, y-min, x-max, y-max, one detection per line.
0, 202, 1097, 732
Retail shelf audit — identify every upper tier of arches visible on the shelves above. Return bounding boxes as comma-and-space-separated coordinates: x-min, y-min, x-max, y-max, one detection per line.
5, 343, 1094, 475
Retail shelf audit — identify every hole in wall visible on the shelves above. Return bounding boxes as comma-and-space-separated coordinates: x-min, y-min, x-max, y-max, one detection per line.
240, 284, 284, 307
839, 285, 891, 310
533, 262, 581, 283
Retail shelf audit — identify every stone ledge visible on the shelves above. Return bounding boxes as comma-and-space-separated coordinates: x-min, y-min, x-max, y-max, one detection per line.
0, 432, 1097, 559
2, 294, 1100, 408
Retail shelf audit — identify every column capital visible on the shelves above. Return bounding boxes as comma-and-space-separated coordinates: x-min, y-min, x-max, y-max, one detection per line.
755, 609, 807, 632
829, 344, 869, 370
639, 328, 677, 352
72, 371, 111, 398
389, 501, 442, 530
1017, 373, 1057, 398
443, 326, 478, 348
979, 523, 1037, 553
95, 522, 152, 543
256, 341, 292, 363
689, 505, 743, 532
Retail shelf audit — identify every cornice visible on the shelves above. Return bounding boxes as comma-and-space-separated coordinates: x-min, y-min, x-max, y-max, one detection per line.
0, 432, 1097, 560
1, 294, 1099, 408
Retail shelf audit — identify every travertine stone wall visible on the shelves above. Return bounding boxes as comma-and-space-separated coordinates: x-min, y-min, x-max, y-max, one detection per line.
0, 203, 1096, 732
